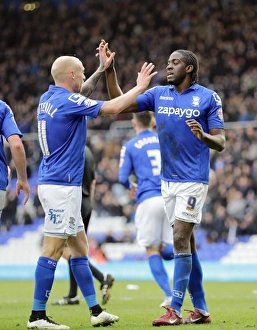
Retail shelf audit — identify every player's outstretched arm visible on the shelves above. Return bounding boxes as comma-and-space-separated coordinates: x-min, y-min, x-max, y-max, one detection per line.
100, 40, 124, 99
105, 64, 123, 99
102, 39, 139, 113
100, 62, 157, 115
81, 40, 115, 97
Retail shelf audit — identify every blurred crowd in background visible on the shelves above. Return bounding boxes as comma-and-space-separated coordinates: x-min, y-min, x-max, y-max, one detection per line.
0, 0, 257, 246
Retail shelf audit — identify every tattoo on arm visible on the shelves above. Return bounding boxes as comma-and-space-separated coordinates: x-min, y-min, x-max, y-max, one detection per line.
81, 71, 103, 97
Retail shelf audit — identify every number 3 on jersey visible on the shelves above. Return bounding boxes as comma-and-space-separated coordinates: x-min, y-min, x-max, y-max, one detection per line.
147, 149, 161, 176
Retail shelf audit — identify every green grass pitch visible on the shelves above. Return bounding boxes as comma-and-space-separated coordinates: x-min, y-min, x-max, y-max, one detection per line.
0, 280, 256, 329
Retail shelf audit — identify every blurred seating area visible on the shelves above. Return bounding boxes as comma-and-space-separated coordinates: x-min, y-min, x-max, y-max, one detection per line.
0, 215, 254, 263
0, 0, 257, 256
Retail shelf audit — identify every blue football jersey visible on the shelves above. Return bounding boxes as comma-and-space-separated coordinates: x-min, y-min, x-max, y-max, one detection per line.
0, 100, 22, 190
37, 85, 103, 185
136, 84, 224, 184
119, 129, 162, 204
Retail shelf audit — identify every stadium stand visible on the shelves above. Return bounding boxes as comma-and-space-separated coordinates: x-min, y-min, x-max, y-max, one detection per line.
0, 218, 43, 264
221, 235, 257, 264
0, 0, 257, 267
0, 216, 249, 263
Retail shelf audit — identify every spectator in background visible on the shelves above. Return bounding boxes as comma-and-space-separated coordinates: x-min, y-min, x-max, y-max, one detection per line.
1, 0, 257, 132
104, 230, 118, 243
226, 189, 247, 222
1, 0, 257, 249
88, 237, 108, 264
238, 212, 257, 236
118, 227, 135, 243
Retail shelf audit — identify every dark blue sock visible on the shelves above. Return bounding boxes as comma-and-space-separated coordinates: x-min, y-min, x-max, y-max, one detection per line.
161, 244, 174, 260
32, 256, 57, 311
149, 254, 172, 297
188, 251, 208, 312
171, 253, 192, 314
70, 256, 98, 308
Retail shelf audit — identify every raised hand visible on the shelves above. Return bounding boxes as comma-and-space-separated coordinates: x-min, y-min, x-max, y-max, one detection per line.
96, 40, 115, 72
136, 62, 158, 92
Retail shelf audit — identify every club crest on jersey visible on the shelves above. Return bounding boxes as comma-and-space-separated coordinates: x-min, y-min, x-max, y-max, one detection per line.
69, 217, 75, 226
191, 96, 200, 107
